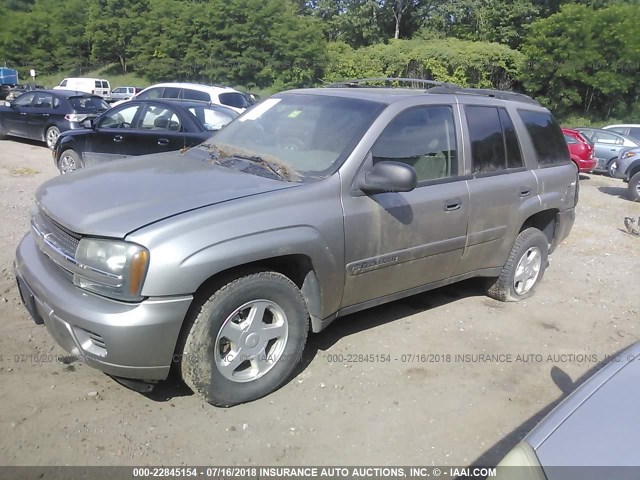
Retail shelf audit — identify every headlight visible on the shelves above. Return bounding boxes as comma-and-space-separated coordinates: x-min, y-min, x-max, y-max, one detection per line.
495, 442, 546, 480
73, 238, 149, 301
623, 151, 637, 159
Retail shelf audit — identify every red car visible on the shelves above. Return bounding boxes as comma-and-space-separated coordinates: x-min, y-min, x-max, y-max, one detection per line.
562, 128, 597, 173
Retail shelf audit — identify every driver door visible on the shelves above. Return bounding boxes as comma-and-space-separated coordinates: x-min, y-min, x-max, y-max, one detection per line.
83, 103, 142, 167
3, 92, 36, 137
341, 105, 469, 308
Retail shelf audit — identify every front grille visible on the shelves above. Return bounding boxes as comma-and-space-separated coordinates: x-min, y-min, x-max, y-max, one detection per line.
36, 212, 80, 257
88, 331, 106, 349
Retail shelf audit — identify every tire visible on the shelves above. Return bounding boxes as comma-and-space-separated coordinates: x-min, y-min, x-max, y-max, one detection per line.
629, 172, 640, 202
45, 126, 60, 150
180, 271, 309, 407
57, 149, 81, 174
486, 228, 549, 302
605, 158, 617, 177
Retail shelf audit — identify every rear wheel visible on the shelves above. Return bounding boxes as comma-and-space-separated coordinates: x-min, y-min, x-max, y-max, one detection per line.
57, 149, 80, 174
629, 172, 640, 202
181, 271, 309, 407
45, 126, 60, 149
486, 228, 549, 302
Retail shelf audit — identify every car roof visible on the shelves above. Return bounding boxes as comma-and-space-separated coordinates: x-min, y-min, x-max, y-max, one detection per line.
141, 82, 240, 94
283, 85, 543, 109
575, 127, 639, 142
47, 89, 104, 98
603, 124, 640, 128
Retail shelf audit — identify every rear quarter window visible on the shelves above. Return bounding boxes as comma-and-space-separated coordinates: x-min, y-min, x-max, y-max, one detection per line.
219, 92, 251, 109
517, 110, 569, 166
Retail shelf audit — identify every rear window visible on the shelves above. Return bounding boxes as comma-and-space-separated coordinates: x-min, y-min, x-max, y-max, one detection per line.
629, 127, 640, 140
517, 110, 569, 166
69, 96, 110, 112
101, 81, 109, 89
219, 92, 251, 109
564, 134, 578, 144
94, 80, 101, 88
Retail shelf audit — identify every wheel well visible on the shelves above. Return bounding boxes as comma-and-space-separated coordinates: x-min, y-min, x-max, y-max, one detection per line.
628, 163, 640, 180
520, 210, 557, 245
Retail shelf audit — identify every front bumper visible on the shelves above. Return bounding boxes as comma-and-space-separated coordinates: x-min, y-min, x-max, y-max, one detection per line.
15, 233, 193, 380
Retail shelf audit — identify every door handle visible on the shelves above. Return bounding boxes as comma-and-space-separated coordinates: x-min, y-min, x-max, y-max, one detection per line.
20, 112, 27, 116
113, 135, 123, 143
519, 187, 531, 198
157, 138, 169, 146
41, 113, 49, 117
443, 198, 462, 211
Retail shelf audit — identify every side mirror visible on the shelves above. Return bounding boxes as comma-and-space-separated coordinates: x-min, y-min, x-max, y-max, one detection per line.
359, 161, 417, 194
82, 118, 94, 129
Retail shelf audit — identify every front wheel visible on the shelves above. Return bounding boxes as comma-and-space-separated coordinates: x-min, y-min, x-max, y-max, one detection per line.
629, 172, 640, 202
486, 228, 549, 302
180, 271, 309, 407
45, 126, 60, 149
605, 159, 617, 177
58, 149, 80, 174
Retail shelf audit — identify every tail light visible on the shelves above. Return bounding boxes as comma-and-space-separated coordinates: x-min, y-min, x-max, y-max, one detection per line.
65, 114, 88, 122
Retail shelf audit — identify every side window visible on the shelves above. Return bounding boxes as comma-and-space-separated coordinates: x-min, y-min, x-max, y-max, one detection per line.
629, 127, 640, 139
372, 105, 458, 182
59, 79, 67, 87
607, 127, 626, 134
113, 88, 123, 94
564, 134, 578, 144
466, 106, 504, 174
137, 87, 162, 100
499, 108, 523, 169
33, 92, 54, 109
162, 87, 180, 99
13, 92, 35, 107
593, 131, 619, 144
517, 109, 569, 166
140, 105, 181, 131
99, 104, 140, 129
182, 89, 210, 102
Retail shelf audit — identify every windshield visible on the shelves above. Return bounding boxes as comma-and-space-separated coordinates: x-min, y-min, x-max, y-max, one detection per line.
201, 93, 383, 182
69, 96, 110, 112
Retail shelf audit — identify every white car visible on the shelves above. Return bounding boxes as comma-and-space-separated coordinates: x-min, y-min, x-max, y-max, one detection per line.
112, 82, 251, 113
602, 124, 640, 141
53, 78, 111, 100
110, 86, 142, 102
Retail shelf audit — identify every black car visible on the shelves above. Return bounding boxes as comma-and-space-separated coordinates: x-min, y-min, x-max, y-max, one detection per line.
53, 99, 238, 174
6, 83, 45, 101
0, 84, 12, 100
0, 89, 109, 149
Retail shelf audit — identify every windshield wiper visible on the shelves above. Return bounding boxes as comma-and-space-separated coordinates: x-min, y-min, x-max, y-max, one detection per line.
225, 153, 287, 181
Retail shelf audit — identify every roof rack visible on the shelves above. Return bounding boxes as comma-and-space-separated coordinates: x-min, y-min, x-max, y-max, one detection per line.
427, 86, 540, 106
325, 77, 460, 89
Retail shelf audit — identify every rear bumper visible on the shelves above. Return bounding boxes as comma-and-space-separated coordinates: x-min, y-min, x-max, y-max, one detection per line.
15, 233, 193, 380
550, 208, 575, 254
575, 157, 597, 173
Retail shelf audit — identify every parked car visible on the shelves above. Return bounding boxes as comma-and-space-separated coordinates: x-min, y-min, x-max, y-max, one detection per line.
574, 127, 640, 176
116, 82, 251, 113
110, 86, 142, 102
495, 341, 640, 478
15, 82, 577, 406
562, 128, 596, 173
0, 89, 110, 149
54, 78, 111, 101
53, 99, 238, 174
6, 83, 45, 101
609, 146, 640, 202
602, 123, 640, 141
0, 84, 11, 101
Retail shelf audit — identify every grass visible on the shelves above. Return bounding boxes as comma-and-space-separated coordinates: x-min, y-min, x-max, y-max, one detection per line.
33, 65, 150, 89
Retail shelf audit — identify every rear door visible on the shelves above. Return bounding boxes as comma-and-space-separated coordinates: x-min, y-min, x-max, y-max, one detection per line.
28, 91, 56, 139
455, 104, 538, 275
3, 92, 35, 137
133, 102, 192, 155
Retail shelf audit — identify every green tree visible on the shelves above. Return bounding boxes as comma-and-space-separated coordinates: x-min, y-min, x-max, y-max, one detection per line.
85, 0, 150, 73
520, 3, 640, 119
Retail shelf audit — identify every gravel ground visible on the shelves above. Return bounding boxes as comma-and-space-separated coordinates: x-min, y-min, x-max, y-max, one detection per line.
0, 137, 638, 467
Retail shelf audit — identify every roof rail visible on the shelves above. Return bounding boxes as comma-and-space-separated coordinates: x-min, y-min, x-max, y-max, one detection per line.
427, 86, 540, 106
325, 77, 460, 89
